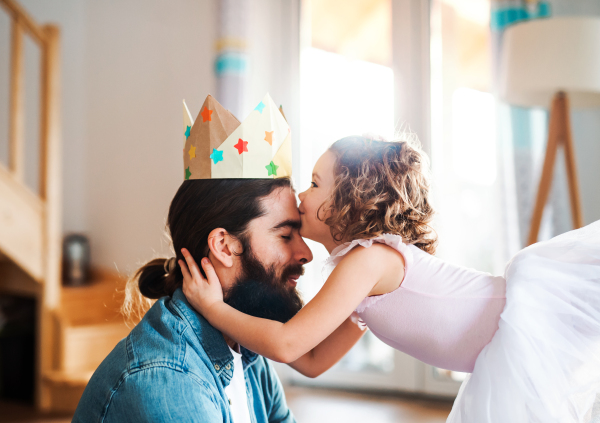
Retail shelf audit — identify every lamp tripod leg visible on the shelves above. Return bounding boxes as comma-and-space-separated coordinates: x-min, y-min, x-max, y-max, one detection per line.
560, 97, 584, 229
526, 94, 561, 246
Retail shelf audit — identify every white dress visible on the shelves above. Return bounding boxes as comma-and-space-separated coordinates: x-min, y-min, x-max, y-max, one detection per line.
323, 220, 600, 422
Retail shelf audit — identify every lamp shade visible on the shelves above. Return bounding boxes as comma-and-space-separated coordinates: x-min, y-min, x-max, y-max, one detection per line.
499, 17, 600, 108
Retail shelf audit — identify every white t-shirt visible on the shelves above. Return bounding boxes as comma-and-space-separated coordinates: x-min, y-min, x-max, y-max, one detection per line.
224, 346, 252, 423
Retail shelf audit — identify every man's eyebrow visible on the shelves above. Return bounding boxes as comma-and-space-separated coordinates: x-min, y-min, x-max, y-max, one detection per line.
271, 219, 302, 231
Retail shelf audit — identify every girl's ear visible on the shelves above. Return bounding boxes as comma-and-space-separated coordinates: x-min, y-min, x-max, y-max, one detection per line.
206, 228, 241, 268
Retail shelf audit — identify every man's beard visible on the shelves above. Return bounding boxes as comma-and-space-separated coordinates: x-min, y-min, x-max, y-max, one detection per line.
223, 242, 304, 324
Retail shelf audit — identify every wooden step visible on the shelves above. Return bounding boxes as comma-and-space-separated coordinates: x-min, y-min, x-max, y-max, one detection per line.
43, 271, 133, 412
44, 370, 94, 387
43, 371, 90, 413
57, 272, 131, 372
58, 322, 130, 374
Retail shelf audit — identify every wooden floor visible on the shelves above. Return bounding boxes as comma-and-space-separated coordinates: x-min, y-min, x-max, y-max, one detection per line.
0, 386, 452, 423
285, 386, 452, 423
0, 400, 71, 423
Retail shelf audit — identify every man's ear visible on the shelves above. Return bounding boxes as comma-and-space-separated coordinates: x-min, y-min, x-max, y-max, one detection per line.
206, 228, 242, 268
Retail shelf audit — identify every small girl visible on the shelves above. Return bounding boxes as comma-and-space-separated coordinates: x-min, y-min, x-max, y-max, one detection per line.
180, 136, 600, 422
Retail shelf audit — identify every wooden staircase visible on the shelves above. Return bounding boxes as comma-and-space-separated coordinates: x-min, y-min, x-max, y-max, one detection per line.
44, 271, 131, 412
0, 0, 131, 412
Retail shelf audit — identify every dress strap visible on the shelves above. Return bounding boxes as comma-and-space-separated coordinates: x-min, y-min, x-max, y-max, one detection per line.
322, 233, 414, 282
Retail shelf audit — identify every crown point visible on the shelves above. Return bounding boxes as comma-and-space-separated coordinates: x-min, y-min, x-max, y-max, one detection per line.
201, 107, 213, 122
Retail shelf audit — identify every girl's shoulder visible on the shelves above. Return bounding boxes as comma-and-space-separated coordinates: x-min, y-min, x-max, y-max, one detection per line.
323, 234, 413, 281
328, 233, 413, 264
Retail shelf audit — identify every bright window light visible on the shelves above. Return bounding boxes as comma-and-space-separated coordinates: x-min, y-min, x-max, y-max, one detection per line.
300, 47, 394, 171
451, 87, 497, 186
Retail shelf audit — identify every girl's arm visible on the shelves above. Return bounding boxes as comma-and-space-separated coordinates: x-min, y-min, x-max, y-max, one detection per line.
287, 314, 366, 378
180, 244, 403, 364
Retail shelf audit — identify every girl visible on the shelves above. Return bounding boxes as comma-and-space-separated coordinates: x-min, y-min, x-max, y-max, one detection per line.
181, 136, 600, 422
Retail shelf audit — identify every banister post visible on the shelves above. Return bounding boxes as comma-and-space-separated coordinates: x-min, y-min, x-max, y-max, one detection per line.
9, 16, 25, 181
37, 23, 62, 411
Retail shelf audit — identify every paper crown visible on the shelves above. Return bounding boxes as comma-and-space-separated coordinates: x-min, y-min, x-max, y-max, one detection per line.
182, 94, 292, 180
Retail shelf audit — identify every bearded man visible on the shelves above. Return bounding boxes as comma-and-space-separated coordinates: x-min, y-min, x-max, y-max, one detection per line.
73, 178, 312, 422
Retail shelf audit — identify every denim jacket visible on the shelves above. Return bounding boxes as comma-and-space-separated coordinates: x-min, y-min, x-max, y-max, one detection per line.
73, 288, 296, 423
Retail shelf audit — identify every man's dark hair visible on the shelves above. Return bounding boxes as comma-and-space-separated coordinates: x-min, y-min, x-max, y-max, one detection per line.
134, 178, 292, 300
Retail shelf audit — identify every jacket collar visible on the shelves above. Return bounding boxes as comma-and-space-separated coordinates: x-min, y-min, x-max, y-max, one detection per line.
170, 289, 259, 376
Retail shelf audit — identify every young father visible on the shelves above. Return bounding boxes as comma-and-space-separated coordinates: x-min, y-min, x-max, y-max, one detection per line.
73, 177, 311, 422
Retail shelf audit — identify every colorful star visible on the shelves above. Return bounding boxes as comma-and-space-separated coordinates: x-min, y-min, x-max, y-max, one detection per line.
264, 131, 274, 146
265, 161, 279, 176
184, 125, 191, 138
234, 138, 248, 155
188, 145, 196, 159
210, 148, 224, 164
254, 101, 265, 113
185, 167, 192, 180
201, 107, 213, 122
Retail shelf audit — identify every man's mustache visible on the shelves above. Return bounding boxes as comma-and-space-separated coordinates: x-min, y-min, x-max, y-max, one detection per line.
280, 264, 305, 283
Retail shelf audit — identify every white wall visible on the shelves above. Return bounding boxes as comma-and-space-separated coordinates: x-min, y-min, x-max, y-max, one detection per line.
82, 0, 217, 274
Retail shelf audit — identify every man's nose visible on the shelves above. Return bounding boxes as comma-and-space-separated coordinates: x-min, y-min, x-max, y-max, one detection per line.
294, 236, 313, 264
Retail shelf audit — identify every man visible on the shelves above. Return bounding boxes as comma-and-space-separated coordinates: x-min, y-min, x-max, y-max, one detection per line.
73, 177, 312, 422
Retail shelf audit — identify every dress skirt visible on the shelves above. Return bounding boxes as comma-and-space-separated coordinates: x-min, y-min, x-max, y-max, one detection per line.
448, 220, 600, 423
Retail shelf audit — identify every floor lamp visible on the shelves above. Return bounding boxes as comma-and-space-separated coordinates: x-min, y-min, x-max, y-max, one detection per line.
499, 17, 600, 246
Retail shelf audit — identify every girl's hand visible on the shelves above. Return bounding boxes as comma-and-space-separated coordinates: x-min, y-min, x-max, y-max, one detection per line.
179, 248, 224, 315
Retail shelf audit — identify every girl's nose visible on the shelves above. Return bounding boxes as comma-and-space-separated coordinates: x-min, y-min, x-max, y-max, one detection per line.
298, 189, 307, 201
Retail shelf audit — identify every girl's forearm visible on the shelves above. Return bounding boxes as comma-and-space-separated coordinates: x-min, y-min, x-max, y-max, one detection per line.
207, 302, 304, 362
289, 317, 366, 378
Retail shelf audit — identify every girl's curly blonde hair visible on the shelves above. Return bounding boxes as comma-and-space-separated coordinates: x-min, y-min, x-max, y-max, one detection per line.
321, 135, 437, 254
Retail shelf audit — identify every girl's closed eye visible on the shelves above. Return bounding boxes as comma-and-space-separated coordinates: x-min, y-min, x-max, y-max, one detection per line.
311, 181, 318, 188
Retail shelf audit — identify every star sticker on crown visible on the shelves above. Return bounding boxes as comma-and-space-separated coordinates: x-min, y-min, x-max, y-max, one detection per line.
201, 106, 213, 122
188, 145, 196, 159
265, 161, 279, 176
185, 166, 192, 180
184, 125, 191, 138
234, 138, 248, 155
264, 131, 274, 146
210, 148, 224, 164
255, 101, 266, 113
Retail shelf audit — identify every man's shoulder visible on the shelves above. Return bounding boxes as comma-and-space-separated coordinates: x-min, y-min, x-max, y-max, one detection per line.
73, 297, 221, 422
74, 364, 224, 423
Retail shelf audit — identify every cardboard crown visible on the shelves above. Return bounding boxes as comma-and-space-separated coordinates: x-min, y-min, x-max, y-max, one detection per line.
182, 94, 291, 180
